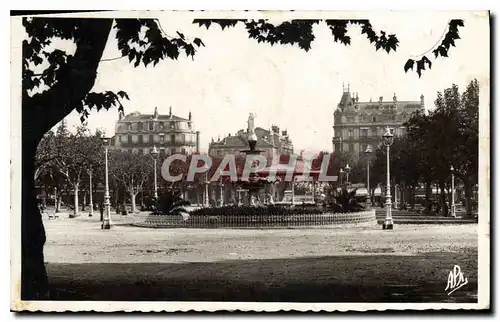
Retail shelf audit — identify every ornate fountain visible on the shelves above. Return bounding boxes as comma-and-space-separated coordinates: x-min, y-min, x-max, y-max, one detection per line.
238, 113, 274, 206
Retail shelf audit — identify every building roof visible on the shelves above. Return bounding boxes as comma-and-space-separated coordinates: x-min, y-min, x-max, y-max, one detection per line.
210, 133, 275, 149
336, 90, 422, 114
121, 113, 189, 122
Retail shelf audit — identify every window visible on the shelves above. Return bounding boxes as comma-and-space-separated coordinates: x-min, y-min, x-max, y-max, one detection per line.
160, 134, 165, 143
127, 123, 132, 131
149, 122, 154, 131
348, 129, 354, 137
138, 135, 143, 144
159, 122, 164, 130
170, 122, 175, 129
391, 115, 396, 121
361, 129, 368, 138
188, 123, 192, 129
149, 134, 153, 143
138, 123, 143, 131
348, 144, 354, 152
181, 148, 186, 154
372, 116, 377, 122
336, 130, 341, 137
171, 134, 175, 143
371, 128, 377, 137
127, 135, 132, 144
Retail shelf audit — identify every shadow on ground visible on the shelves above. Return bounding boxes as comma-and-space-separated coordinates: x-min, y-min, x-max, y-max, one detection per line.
46, 251, 477, 303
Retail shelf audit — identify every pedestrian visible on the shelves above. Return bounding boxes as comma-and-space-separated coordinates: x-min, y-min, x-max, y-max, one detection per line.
99, 202, 104, 221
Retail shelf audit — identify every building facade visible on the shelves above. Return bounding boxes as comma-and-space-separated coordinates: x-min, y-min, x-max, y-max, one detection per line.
111, 106, 200, 155
208, 114, 294, 158
332, 86, 425, 159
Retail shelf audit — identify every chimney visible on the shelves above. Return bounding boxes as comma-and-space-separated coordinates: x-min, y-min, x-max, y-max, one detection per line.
393, 93, 397, 102
118, 109, 124, 120
379, 96, 383, 102
188, 111, 192, 121
196, 131, 200, 153
169, 106, 172, 117
153, 106, 158, 119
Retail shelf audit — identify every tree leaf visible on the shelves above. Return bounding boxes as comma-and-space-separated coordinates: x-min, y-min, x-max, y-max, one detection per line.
193, 37, 205, 47
117, 90, 129, 100
404, 59, 415, 72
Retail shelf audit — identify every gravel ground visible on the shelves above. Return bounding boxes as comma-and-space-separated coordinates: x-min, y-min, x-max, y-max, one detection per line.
44, 213, 477, 263
43, 214, 479, 302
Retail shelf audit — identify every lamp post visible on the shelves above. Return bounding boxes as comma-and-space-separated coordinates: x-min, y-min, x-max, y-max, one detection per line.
151, 146, 159, 200
101, 137, 112, 229
87, 168, 94, 217
345, 164, 351, 187
204, 171, 210, 207
339, 168, 344, 185
450, 165, 456, 218
382, 127, 394, 230
394, 184, 399, 209
365, 146, 372, 207
219, 170, 224, 207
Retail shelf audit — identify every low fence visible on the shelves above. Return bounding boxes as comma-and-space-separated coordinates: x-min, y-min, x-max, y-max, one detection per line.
133, 209, 377, 229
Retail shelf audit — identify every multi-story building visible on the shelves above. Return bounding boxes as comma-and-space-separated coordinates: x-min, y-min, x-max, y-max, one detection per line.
208, 114, 294, 158
111, 106, 200, 155
332, 86, 425, 159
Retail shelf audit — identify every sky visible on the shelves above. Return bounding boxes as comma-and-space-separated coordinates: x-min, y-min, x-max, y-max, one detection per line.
57, 11, 489, 154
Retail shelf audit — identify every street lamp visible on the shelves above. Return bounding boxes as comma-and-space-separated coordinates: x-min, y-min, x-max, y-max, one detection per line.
203, 164, 210, 207
394, 184, 399, 209
450, 165, 456, 218
150, 146, 159, 200
345, 164, 351, 186
101, 137, 112, 229
382, 127, 394, 230
87, 168, 94, 217
218, 169, 224, 207
364, 146, 372, 207
339, 168, 344, 185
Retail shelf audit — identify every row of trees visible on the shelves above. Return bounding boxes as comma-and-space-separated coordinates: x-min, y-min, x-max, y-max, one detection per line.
35, 121, 159, 215
333, 79, 479, 216
35, 127, 347, 215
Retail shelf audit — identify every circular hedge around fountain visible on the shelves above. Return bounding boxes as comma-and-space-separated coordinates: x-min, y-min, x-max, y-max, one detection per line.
133, 205, 377, 229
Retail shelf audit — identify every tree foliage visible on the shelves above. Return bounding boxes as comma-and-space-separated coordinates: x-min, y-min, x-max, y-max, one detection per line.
403, 19, 464, 77
109, 150, 154, 213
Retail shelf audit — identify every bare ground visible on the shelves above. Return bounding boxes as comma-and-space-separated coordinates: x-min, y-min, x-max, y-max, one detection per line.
43, 214, 478, 302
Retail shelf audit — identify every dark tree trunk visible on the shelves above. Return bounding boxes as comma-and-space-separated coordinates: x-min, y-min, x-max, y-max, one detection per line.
463, 177, 474, 217
21, 19, 113, 299
22, 137, 49, 299
410, 186, 416, 209
424, 181, 432, 214
439, 181, 448, 216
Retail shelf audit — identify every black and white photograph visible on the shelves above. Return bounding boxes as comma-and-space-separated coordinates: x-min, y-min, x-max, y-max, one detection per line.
10, 10, 490, 312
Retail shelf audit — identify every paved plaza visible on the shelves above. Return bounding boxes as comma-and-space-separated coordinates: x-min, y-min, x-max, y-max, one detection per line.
43, 214, 478, 302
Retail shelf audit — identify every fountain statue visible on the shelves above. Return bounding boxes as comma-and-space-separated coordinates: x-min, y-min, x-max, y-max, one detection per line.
238, 113, 272, 206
